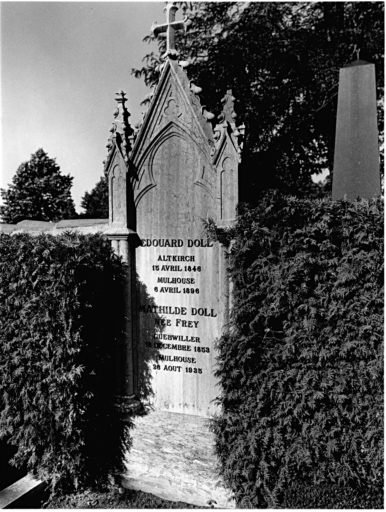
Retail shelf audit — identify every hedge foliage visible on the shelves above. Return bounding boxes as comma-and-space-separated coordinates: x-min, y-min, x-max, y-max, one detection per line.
209, 192, 384, 508
0, 231, 132, 494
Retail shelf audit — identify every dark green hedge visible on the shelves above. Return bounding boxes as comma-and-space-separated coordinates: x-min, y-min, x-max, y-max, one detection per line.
0, 231, 131, 494
209, 192, 384, 508
281, 480, 383, 509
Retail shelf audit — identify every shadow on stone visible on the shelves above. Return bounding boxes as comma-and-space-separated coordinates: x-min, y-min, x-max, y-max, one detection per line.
136, 275, 164, 406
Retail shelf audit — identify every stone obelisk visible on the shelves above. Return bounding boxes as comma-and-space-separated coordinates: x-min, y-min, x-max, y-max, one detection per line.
332, 60, 381, 200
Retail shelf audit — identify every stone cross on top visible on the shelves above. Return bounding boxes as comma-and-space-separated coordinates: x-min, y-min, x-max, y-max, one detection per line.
151, 2, 190, 59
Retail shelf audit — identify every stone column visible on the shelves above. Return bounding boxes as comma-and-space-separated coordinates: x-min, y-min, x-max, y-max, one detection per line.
332, 60, 381, 200
103, 90, 141, 420
107, 231, 142, 420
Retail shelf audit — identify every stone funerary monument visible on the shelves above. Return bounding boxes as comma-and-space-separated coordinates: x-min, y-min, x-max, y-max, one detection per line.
103, 3, 243, 507
332, 59, 381, 200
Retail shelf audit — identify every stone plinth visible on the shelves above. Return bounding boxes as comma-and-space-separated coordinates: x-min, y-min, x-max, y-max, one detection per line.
0, 474, 45, 509
332, 60, 380, 200
121, 409, 235, 508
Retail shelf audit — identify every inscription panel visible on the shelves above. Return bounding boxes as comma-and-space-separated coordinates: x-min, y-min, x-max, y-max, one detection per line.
135, 135, 222, 417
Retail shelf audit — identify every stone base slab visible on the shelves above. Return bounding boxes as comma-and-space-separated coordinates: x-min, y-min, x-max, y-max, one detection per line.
0, 474, 45, 509
121, 409, 235, 508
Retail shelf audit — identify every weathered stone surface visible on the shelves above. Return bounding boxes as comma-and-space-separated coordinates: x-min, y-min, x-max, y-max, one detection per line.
14, 219, 54, 231
3, 218, 110, 236
55, 218, 109, 228
0, 224, 16, 233
332, 60, 381, 200
0, 474, 43, 509
52, 219, 109, 235
121, 409, 235, 508
130, 57, 240, 417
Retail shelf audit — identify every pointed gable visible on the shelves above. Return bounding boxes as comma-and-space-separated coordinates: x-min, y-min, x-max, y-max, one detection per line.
130, 60, 216, 206
129, 59, 219, 234
104, 91, 135, 233
133, 59, 214, 151
212, 89, 245, 225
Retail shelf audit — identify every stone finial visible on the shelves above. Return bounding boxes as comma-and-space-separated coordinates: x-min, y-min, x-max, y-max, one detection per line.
151, 2, 191, 60
104, 90, 134, 173
218, 89, 237, 125
213, 90, 245, 161
114, 90, 134, 162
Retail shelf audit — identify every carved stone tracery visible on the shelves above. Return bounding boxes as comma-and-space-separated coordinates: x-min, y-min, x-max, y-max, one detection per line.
111, 165, 126, 225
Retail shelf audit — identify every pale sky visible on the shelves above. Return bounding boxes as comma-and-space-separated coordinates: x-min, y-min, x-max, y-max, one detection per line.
1, 1, 166, 213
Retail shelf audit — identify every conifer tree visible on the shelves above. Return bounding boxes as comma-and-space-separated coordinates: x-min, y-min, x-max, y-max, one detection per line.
80, 176, 108, 219
1, 149, 77, 223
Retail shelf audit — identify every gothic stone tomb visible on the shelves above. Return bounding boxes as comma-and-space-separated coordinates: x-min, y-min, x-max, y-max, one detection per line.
133, 65, 242, 417
104, 3, 243, 507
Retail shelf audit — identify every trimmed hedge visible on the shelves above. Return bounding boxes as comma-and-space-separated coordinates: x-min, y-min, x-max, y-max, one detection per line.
0, 231, 132, 494
209, 192, 384, 508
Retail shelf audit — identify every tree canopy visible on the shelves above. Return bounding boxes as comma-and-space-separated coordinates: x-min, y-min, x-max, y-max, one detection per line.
80, 176, 108, 219
133, 2, 384, 202
1, 149, 77, 224
82, 2, 383, 215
